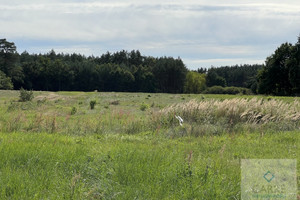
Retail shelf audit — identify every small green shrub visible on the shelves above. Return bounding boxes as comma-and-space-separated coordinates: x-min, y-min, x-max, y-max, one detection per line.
203, 86, 224, 94
140, 103, 149, 111
19, 88, 34, 102
71, 107, 77, 115
224, 87, 241, 94
90, 100, 96, 110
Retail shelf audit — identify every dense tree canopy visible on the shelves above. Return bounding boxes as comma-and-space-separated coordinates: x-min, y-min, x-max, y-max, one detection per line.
0, 39, 188, 93
204, 64, 263, 91
257, 39, 300, 96
0, 70, 13, 89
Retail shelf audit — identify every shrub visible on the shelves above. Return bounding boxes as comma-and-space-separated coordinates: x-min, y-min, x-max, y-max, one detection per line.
71, 107, 77, 115
90, 100, 96, 110
203, 86, 224, 94
19, 88, 34, 102
203, 86, 252, 95
140, 103, 149, 111
224, 87, 241, 94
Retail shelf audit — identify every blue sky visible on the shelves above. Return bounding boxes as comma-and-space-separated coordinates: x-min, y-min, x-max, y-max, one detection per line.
1, 0, 300, 70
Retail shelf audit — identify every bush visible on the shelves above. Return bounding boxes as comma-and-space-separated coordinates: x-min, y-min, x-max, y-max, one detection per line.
224, 87, 242, 94
71, 107, 77, 115
203, 86, 224, 94
140, 103, 149, 111
90, 100, 96, 110
19, 88, 34, 102
203, 86, 252, 95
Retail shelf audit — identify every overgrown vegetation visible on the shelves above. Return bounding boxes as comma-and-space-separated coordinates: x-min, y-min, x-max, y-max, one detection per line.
19, 88, 34, 102
0, 91, 299, 199
156, 98, 300, 136
140, 103, 149, 111
0, 130, 298, 199
0, 91, 299, 136
89, 100, 96, 110
71, 106, 77, 115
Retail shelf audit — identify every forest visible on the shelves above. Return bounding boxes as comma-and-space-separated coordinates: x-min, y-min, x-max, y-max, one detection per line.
0, 37, 300, 96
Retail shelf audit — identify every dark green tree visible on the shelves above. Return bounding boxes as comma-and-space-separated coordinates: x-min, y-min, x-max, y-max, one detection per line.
133, 65, 156, 92
0, 70, 13, 89
257, 43, 294, 95
204, 65, 262, 88
206, 70, 226, 87
0, 39, 17, 75
153, 57, 187, 93
0, 39, 23, 89
287, 37, 300, 95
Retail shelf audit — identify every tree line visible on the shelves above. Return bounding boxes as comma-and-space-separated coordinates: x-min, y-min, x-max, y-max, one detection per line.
0, 37, 299, 96
198, 64, 263, 93
0, 41, 187, 93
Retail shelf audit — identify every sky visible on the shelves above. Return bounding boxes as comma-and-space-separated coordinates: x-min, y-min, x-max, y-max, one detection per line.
1, 0, 300, 70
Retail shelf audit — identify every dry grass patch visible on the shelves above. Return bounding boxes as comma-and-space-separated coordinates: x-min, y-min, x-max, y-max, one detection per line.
156, 98, 300, 132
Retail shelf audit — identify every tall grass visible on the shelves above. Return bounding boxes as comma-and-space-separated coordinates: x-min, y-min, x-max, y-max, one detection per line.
0, 92, 299, 136
0, 108, 151, 135
154, 98, 300, 136
0, 131, 298, 199
0, 92, 299, 199
160, 98, 300, 123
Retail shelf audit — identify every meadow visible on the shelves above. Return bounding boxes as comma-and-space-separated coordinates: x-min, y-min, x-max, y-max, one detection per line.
0, 90, 299, 199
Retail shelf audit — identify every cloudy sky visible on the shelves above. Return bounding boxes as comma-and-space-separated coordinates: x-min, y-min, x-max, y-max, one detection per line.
1, 0, 300, 69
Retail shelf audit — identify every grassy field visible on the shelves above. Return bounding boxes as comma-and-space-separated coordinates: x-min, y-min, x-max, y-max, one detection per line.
0, 90, 299, 199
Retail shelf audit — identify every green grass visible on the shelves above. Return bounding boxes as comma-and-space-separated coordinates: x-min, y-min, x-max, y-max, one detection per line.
1, 91, 299, 135
0, 131, 298, 199
0, 90, 299, 199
